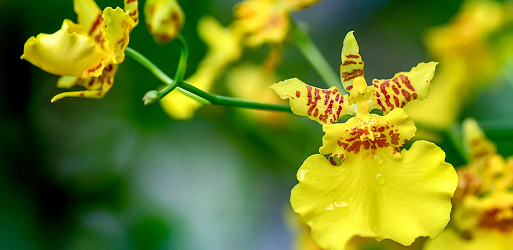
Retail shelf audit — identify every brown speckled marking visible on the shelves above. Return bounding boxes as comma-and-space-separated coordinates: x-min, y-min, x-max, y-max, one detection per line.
305, 86, 346, 123
341, 69, 364, 82
479, 206, 513, 232
89, 14, 103, 35
373, 75, 418, 113
336, 120, 403, 155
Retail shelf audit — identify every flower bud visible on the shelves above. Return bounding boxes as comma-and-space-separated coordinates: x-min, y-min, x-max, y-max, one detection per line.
142, 90, 160, 105
144, 0, 185, 43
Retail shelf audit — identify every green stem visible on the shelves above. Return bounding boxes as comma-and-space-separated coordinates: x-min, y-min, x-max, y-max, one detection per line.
178, 81, 291, 112
174, 34, 188, 82
152, 34, 189, 101
291, 21, 344, 91
125, 46, 208, 104
125, 46, 292, 112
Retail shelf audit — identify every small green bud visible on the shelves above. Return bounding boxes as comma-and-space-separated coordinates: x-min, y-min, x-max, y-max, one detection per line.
142, 90, 160, 105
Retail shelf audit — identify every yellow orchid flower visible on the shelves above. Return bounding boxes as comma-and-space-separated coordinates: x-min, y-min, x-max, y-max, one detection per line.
405, 0, 512, 130
159, 16, 243, 120
270, 31, 457, 250
453, 118, 512, 204
271, 31, 438, 123
424, 118, 513, 250
144, 0, 185, 43
233, 0, 323, 47
21, 0, 139, 102
424, 191, 513, 250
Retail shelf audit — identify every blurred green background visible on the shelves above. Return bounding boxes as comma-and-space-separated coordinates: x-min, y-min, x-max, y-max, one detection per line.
1, 0, 513, 249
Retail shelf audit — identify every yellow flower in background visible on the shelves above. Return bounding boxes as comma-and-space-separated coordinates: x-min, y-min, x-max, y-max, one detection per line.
424, 118, 513, 250
233, 0, 322, 47
270, 31, 457, 250
226, 64, 288, 125
21, 0, 139, 102
159, 16, 243, 120
424, 190, 513, 250
453, 119, 512, 204
144, 0, 184, 43
158, 0, 323, 120
405, 0, 512, 130
424, 193, 513, 250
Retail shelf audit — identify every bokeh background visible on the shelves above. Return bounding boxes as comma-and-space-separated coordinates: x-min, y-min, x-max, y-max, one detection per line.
1, 0, 513, 249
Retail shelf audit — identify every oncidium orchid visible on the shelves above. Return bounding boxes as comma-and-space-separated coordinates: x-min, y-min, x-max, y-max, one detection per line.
405, 0, 513, 130
21, 0, 139, 102
424, 119, 513, 250
270, 31, 458, 250
144, 0, 184, 43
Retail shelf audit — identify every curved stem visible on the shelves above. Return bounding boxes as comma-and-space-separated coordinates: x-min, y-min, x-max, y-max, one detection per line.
125, 46, 292, 112
152, 34, 189, 101
291, 21, 344, 91
174, 34, 188, 82
125, 46, 209, 104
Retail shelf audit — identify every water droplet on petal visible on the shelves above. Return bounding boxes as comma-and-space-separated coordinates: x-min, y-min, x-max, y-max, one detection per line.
376, 173, 386, 186
326, 203, 334, 210
334, 201, 349, 207
298, 169, 309, 181
374, 155, 383, 165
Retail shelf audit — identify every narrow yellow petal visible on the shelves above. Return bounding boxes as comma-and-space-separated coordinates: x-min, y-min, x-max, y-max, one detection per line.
320, 108, 416, 159
74, 0, 102, 33
462, 118, 496, 161
340, 31, 364, 91
144, 0, 184, 43
198, 16, 242, 65
51, 64, 118, 102
292, 142, 456, 249
269, 78, 354, 124
102, 7, 134, 63
21, 20, 110, 78
371, 62, 438, 114
51, 90, 103, 102
124, 0, 139, 28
